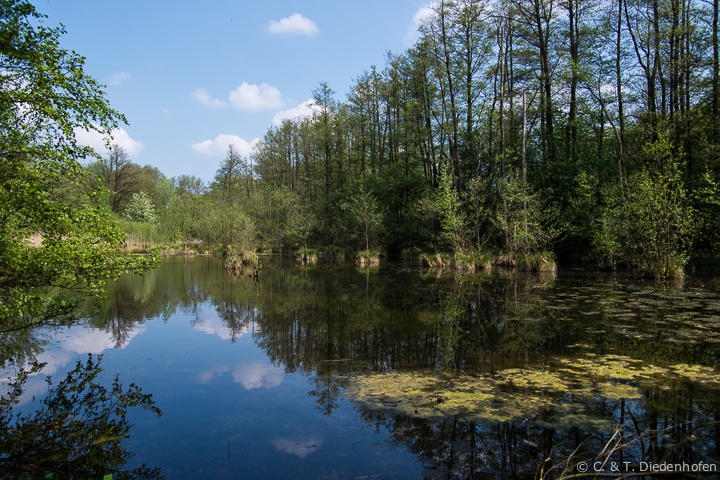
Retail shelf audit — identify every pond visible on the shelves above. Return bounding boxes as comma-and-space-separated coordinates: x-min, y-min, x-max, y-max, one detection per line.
6, 256, 720, 479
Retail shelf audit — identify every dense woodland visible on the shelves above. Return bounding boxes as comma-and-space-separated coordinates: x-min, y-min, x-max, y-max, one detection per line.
100, 0, 720, 278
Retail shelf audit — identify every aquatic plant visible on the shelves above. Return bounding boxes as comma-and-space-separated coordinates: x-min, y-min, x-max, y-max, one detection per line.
346, 353, 720, 429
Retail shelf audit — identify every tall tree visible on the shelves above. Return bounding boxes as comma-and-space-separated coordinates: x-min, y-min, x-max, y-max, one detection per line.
204, 145, 254, 254
512, 0, 558, 165
94, 144, 138, 214
421, 0, 463, 193
313, 82, 337, 216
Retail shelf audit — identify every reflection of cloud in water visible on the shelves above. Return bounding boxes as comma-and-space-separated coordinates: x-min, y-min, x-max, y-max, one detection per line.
33, 349, 74, 378
193, 316, 260, 340
193, 315, 259, 341
4, 349, 75, 405
3, 325, 145, 406
198, 363, 283, 389
58, 325, 145, 354
272, 437, 323, 458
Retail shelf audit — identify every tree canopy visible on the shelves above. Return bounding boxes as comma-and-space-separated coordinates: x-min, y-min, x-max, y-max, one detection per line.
0, 0, 155, 333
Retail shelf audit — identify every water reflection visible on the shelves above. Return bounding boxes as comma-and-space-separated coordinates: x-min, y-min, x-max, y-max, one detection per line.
0, 354, 162, 479
272, 437, 323, 458
46, 257, 720, 476
198, 362, 284, 390
17, 258, 720, 374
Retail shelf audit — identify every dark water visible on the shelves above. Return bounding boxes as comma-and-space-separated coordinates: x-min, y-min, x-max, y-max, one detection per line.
11, 256, 720, 478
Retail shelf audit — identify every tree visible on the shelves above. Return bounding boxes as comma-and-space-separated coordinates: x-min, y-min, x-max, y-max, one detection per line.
93, 144, 140, 214
345, 187, 385, 252
124, 191, 157, 224
312, 82, 339, 225
284, 202, 317, 252
434, 166, 465, 252
420, 1, 462, 192
0, 0, 155, 332
594, 133, 696, 277
205, 146, 256, 255
161, 175, 204, 248
496, 172, 560, 265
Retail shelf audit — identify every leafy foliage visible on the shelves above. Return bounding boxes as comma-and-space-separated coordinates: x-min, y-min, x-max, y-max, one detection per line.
496, 172, 561, 264
594, 135, 696, 277
343, 186, 385, 252
124, 192, 157, 224
434, 166, 465, 253
0, 0, 157, 333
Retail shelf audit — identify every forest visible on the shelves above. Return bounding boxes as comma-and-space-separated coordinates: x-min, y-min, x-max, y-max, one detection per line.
95, 0, 720, 279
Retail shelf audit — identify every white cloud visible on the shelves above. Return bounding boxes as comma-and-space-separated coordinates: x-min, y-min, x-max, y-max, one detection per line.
404, 3, 436, 45
192, 88, 227, 108
267, 13, 319, 36
107, 71, 132, 86
74, 124, 144, 157
193, 82, 283, 111
229, 82, 283, 110
191, 134, 259, 157
272, 99, 320, 126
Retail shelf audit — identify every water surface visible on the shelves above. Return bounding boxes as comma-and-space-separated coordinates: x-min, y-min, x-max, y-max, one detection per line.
12, 256, 720, 478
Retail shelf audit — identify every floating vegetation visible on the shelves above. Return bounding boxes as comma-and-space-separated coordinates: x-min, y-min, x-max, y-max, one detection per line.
345, 353, 720, 429
669, 363, 720, 385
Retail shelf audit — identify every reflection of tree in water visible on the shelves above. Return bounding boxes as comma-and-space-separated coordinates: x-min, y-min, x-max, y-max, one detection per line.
0, 355, 162, 479
242, 260, 720, 476
0, 329, 49, 367
0, 260, 212, 478
354, 389, 720, 480
89, 256, 226, 347
205, 273, 260, 342
80, 257, 720, 476
308, 366, 347, 416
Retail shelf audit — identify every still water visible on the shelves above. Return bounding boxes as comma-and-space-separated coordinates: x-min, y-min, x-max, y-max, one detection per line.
14, 256, 720, 478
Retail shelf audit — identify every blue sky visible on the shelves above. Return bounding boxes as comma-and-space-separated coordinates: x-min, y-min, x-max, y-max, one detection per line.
36, 1, 432, 182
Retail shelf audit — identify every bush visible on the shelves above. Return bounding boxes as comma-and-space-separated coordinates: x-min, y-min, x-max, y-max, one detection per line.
518, 251, 557, 273
594, 134, 695, 279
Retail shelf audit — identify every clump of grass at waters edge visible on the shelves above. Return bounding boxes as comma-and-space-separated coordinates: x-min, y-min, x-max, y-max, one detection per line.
356, 249, 381, 266
296, 247, 318, 264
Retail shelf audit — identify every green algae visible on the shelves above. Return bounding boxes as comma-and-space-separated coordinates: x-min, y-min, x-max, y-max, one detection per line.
346, 353, 720, 427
